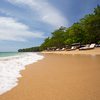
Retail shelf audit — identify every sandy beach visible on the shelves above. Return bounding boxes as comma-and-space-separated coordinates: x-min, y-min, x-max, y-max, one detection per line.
42, 48, 100, 55
0, 53, 100, 100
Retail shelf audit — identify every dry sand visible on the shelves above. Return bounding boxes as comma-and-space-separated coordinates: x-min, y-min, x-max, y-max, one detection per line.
0, 54, 100, 100
42, 48, 100, 55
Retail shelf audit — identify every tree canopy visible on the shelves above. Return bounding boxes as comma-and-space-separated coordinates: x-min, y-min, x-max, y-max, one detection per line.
40, 5, 100, 50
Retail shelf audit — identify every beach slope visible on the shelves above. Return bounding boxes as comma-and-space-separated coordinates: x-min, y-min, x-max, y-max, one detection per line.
0, 54, 100, 100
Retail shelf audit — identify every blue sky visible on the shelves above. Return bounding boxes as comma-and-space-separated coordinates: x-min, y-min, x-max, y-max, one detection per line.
0, 0, 100, 51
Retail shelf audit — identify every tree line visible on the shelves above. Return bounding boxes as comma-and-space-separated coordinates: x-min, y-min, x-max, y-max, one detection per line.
18, 5, 100, 52
18, 47, 40, 52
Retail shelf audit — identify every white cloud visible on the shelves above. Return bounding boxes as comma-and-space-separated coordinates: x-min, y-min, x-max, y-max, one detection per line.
0, 17, 45, 41
7, 0, 68, 28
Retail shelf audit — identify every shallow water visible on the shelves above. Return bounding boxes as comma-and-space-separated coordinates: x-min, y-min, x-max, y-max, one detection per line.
0, 52, 20, 57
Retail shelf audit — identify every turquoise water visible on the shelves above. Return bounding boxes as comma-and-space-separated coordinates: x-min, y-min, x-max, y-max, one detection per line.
0, 52, 20, 57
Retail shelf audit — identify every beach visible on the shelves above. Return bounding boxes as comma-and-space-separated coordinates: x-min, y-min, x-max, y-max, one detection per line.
0, 1, 100, 100
0, 53, 100, 100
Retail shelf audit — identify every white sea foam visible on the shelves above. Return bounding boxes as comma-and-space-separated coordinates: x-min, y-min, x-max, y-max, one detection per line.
0, 53, 44, 95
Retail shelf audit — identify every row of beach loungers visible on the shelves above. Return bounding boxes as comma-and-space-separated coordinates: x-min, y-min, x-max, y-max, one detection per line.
46, 43, 100, 51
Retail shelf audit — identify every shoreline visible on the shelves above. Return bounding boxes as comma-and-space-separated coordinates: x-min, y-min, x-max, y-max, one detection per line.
0, 54, 100, 100
42, 48, 100, 55
0, 53, 44, 95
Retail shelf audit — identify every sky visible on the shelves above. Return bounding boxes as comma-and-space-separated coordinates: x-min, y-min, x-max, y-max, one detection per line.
0, 0, 100, 51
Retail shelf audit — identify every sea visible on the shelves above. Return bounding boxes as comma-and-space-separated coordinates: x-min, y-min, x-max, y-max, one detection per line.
0, 52, 44, 95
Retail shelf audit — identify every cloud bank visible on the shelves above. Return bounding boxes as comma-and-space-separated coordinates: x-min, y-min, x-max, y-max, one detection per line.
7, 0, 68, 28
0, 17, 45, 41
0, 0, 67, 42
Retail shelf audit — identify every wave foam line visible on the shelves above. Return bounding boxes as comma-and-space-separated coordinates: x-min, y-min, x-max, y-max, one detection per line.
0, 53, 44, 95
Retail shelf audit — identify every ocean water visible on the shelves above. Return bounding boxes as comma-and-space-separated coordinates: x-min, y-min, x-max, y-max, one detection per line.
0, 52, 19, 57
0, 52, 44, 95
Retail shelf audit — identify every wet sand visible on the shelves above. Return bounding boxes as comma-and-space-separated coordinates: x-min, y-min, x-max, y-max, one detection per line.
0, 54, 100, 100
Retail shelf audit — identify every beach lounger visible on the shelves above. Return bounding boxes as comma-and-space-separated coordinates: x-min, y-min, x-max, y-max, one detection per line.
79, 43, 95, 50
61, 48, 66, 51
96, 44, 100, 47
66, 46, 77, 51
56, 48, 60, 51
